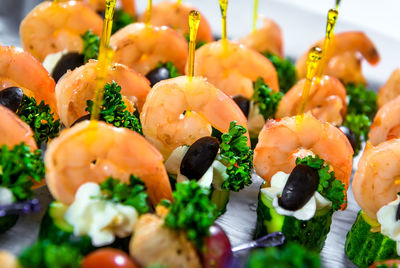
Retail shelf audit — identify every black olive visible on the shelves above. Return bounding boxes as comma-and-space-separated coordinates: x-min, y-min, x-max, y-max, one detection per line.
232, 95, 250, 118
145, 67, 170, 87
97, 11, 105, 19
0, 87, 23, 112
180, 136, 220, 180
396, 203, 400, 221
52, 52, 85, 83
278, 164, 320, 211
71, 114, 92, 127
339, 126, 357, 152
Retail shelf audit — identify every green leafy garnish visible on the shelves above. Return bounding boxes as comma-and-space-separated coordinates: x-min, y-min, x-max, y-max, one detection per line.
184, 34, 207, 49
346, 83, 377, 120
164, 181, 217, 248
296, 155, 345, 211
99, 175, 150, 214
156, 62, 180, 78
218, 121, 253, 192
19, 240, 83, 268
112, 9, 136, 34
86, 82, 142, 134
252, 77, 283, 120
81, 30, 100, 63
264, 52, 297, 93
343, 114, 371, 155
0, 143, 44, 201
16, 95, 60, 145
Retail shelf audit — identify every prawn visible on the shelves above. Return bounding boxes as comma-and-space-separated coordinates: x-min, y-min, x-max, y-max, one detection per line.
140, 76, 249, 158
296, 32, 380, 85
45, 120, 173, 205
239, 17, 283, 58
276, 75, 347, 126
369, 96, 400, 146
20, 1, 102, 62
378, 67, 400, 108
352, 139, 400, 220
110, 23, 188, 75
253, 114, 353, 190
55, 60, 150, 127
138, 1, 213, 43
192, 40, 279, 99
0, 45, 57, 116
59, 0, 136, 17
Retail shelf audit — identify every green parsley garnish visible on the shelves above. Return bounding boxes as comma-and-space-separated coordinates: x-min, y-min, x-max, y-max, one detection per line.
346, 83, 377, 120
184, 34, 207, 49
16, 95, 60, 145
264, 52, 297, 93
112, 9, 136, 34
19, 240, 83, 268
218, 121, 253, 192
81, 30, 100, 63
99, 175, 150, 214
343, 113, 371, 155
86, 82, 142, 134
296, 155, 345, 211
164, 181, 217, 248
156, 62, 180, 78
0, 143, 44, 201
252, 77, 283, 120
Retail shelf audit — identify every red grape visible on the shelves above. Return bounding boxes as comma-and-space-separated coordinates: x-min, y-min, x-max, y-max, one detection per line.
202, 224, 233, 268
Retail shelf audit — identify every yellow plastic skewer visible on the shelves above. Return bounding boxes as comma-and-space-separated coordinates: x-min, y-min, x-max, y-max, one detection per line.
187, 10, 201, 80
177, 0, 182, 4
145, 0, 152, 26
297, 46, 322, 116
91, 0, 116, 121
219, 0, 228, 41
252, 0, 259, 33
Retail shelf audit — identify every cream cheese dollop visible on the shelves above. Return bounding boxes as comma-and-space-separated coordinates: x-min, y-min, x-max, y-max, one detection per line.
377, 195, 400, 256
261, 171, 331, 221
42, 50, 68, 74
65, 182, 138, 247
0, 187, 14, 206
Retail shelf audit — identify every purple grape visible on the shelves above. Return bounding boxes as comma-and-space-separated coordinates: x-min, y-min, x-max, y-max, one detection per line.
0, 198, 40, 217
202, 224, 233, 268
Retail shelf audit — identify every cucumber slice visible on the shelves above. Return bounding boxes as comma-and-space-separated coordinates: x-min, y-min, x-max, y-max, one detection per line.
0, 215, 18, 234
345, 211, 399, 267
211, 189, 230, 215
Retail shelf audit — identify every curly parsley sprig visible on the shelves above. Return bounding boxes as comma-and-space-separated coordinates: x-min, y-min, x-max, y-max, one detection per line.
86, 82, 143, 134
0, 143, 44, 201
184, 34, 207, 50
156, 62, 180, 78
218, 121, 253, 192
164, 181, 217, 249
252, 77, 283, 120
112, 9, 136, 34
296, 155, 345, 211
81, 30, 100, 63
264, 53, 297, 93
346, 83, 377, 120
343, 114, 371, 155
99, 175, 150, 214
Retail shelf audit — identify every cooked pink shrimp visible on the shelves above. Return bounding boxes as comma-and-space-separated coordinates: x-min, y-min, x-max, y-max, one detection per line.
45, 120, 173, 205
192, 40, 279, 99
369, 96, 400, 146
56, 60, 151, 127
140, 76, 249, 158
138, 1, 212, 43
110, 23, 188, 75
0, 105, 37, 150
20, 1, 102, 62
253, 114, 353, 190
0, 45, 57, 115
0, 251, 19, 268
239, 17, 283, 58
353, 139, 400, 220
296, 32, 380, 85
276, 75, 347, 126
378, 68, 400, 108
60, 0, 136, 17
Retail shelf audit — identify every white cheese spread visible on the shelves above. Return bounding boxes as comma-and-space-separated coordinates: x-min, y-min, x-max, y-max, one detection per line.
377, 195, 400, 256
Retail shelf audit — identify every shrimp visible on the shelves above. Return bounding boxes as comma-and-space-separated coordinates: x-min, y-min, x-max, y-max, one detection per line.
378, 68, 400, 108
369, 96, 400, 146
192, 40, 279, 99
239, 17, 283, 58
55, 60, 151, 127
0, 45, 57, 115
140, 76, 249, 158
296, 32, 380, 85
253, 114, 353, 190
45, 120, 173, 205
138, 1, 213, 43
59, 0, 136, 17
110, 23, 188, 75
20, 1, 102, 62
0, 105, 37, 150
276, 75, 347, 126
0, 251, 19, 268
352, 139, 400, 220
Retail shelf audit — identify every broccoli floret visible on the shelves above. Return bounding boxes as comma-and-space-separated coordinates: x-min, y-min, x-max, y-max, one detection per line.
264, 53, 297, 93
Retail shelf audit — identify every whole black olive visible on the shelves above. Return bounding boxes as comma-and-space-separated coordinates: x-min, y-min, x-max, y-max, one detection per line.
52, 52, 85, 83
71, 114, 92, 127
396, 203, 400, 221
232, 95, 250, 118
180, 136, 220, 180
145, 67, 170, 87
0, 87, 23, 112
278, 164, 320, 211
339, 126, 357, 152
